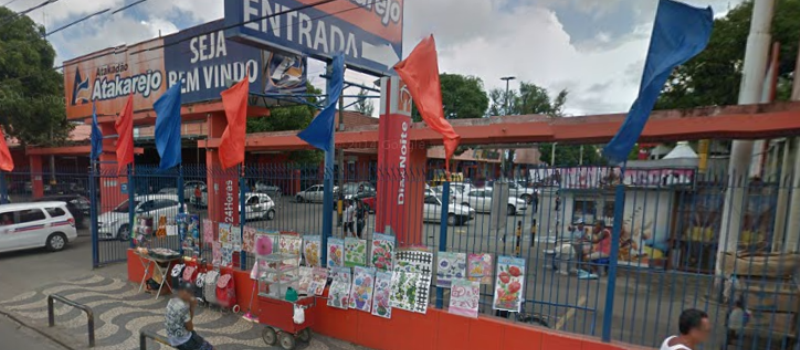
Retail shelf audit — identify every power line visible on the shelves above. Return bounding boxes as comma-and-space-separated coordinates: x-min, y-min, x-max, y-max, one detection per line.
111, 0, 147, 15
46, 8, 109, 36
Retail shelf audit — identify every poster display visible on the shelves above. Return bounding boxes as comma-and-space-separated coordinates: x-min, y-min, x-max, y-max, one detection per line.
449, 279, 480, 318
218, 223, 232, 244
349, 266, 376, 312
255, 232, 277, 256
493, 256, 526, 312
221, 243, 234, 267
371, 271, 393, 319
327, 267, 352, 310
279, 234, 302, 255
308, 267, 328, 296
242, 226, 257, 253
202, 219, 214, 244
303, 235, 322, 267
211, 242, 222, 265
390, 249, 433, 314
327, 237, 344, 268
298, 266, 313, 295
467, 253, 494, 284
370, 233, 395, 271
345, 237, 368, 267
436, 252, 466, 288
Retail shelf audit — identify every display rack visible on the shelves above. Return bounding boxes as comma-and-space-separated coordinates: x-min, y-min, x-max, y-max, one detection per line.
256, 253, 300, 300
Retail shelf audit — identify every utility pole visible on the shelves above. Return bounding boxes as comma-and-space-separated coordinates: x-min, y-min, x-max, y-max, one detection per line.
500, 76, 515, 180
716, 0, 774, 275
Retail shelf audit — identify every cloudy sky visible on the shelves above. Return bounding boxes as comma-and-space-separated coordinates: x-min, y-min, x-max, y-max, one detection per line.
7, 0, 743, 116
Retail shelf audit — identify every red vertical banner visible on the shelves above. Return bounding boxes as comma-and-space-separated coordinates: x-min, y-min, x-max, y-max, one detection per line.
206, 113, 240, 237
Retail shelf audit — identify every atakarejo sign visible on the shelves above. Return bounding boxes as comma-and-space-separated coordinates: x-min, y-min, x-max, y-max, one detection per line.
224, 0, 403, 76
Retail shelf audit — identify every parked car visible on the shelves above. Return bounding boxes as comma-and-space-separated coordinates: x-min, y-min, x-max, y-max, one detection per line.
430, 185, 457, 202
33, 195, 90, 228
0, 201, 78, 253
295, 184, 339, 203
98, 194, 187, 241
423, 195, 475, 225
254, 181, 282, 197
487, 180, 537, 202
241, 192, 276, 221
460, 188, 528, 215
159, 181, 208, 207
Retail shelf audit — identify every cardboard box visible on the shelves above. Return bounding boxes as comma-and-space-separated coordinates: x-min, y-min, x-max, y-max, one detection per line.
743, 280, 800, 313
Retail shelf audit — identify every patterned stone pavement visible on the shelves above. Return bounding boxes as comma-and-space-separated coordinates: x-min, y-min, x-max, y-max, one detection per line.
0, 275, 368, 350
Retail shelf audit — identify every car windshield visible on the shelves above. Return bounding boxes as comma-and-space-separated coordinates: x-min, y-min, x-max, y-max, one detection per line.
113, 200, 140, 213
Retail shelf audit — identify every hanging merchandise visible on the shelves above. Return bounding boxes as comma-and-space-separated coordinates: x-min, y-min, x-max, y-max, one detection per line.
391, 250, 433, 314
170, 263, 186, 288
327, 237, 344, 268
279, 234, 303, 266
216, 273, 238, 309
182, 264, 199, 285
155, 215, 168, 237
230, 225, 242, 251
349, 266, 376, 312
307, 267, 328, 296
449, 279, 480, 318
202, 219, 214, 245
297, 266, 314, 295
303, 235, 322, 267
436, 252, 467, 288
370, 233, 395, 272
218, 223, 232, 244
493, 255, 526, 312
467, 253, 494, 284
221, 243, 234, 267
211, 242, 222, 266
327, 267, 352, 310
255, 232, 277, 256
371, 271, 393, 319
344, 237, 368, 267
203, 270, 220, 306
243, 225, 257, 253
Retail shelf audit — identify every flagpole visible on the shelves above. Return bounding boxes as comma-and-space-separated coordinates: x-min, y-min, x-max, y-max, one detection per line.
90, 157, 99, 267
320, 60, 336, 268
239, 163, 247, 268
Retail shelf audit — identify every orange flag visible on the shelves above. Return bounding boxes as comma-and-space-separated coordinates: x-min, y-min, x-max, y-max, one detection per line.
219, 74, 250, 169
0, 128, 14, 172
394, 35, 460, 173
115, 95, 135, 173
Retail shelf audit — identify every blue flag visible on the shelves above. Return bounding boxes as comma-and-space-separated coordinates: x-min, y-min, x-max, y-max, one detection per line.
297, 53, 344, 152
603, 0, 713, 164
154, 82, 182, 170
90, 102, 102, 160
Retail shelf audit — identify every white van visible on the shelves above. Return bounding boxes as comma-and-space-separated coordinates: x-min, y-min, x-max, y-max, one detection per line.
0, 202, 78, 253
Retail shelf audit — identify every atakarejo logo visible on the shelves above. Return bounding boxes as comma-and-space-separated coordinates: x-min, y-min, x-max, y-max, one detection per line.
71, 67, 91, 106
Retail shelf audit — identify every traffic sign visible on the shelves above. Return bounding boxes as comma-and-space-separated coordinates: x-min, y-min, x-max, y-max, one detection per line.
224, 0, 403, 76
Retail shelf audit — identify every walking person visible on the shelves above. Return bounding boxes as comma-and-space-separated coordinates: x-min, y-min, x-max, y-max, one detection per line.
193, 185, 202, 209
355, 199, 368, 239
343, 200, 356, 237
165, 283, 214, 350
660, 309, 711, 350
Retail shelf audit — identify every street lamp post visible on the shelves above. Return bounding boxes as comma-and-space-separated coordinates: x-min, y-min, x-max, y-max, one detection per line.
500, 76, 515, 179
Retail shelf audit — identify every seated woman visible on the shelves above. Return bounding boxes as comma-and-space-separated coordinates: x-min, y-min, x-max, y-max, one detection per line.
581, 221, 612, 274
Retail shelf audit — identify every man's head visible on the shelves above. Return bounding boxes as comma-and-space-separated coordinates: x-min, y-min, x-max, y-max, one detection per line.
679, 309, 710, 343
573, 219, 584, 230
177, 282, 194, 302
594, 220, 606, 231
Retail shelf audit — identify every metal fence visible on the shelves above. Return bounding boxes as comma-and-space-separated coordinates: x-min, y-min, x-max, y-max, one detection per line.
4, 162, 800, 349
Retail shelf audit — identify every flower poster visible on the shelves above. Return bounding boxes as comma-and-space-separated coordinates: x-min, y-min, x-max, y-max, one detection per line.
493, 256, 525, 312
436, 252, 466, 288
327, 267, 352, 310
395, 250, 434, 274
279, 234, 302, 255
221, 243, 234, 267
298, 267, 314, 295
202, 219, 214, 244
467, 253, 494, 284
349, 266, 375, 312
254, 233, 277, 256
211, 242, 222, 265
303, 235, 322, 267
327, 238, 344, 268
218, 223, 232, 244
345, 237, 368, 267
449, 279, 480, 318
389, 270, 429, 313
242, 226, 257, 253
230, 225, 242, 251
308, 267, 328, 296
370, 233, 395, 271
371, 272, 392, 319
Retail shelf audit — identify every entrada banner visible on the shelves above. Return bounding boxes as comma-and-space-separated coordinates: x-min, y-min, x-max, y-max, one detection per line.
64, 20, 307, 120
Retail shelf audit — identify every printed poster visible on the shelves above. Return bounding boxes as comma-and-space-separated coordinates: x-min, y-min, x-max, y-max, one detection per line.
298, 266, 313, 295
308, 267, 328, 296
211, 242, 222, 266
303, 235, 322, 267
279, 234, 302, 266
327, 267, 352, 310
390, 249, 433, 314
371, 271, 393, 319
395, 250, 434, 274
165, 224, 178, 236
345, 237, 367, 267
327, 237, 344, 268
349, 266, 376, 312
468, 253, 494, 284
242, 226, 257, 253
493, 256, 525, 312
221, 243, 234, 267
436, 252, 466, 288
370, 233, 395, 271
202, 219, 214, 244
449, 279, 480, 318
230, 225, 242, 251
218, 223, 232, 244
254, 233, 277, 256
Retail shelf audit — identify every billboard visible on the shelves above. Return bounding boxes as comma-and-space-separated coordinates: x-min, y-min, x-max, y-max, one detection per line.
224, 0, 403, 75
64, 20, 308, 120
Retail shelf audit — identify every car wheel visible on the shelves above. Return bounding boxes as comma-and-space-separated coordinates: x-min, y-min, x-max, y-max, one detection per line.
265, 209, 276, 221
508, 204, 516, 216
46, 233, 67, 252
296, 196, 304, 203
117, 225, 131, 241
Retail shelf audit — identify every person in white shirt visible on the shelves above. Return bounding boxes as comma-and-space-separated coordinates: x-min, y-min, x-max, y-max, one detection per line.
343, 200, 356, 237
660, 309, 711, 350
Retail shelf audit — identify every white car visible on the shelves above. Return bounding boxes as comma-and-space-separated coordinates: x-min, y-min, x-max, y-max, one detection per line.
423, 195, 475, 226
295, 184, 339, 203
159, 181, 208, 207
0, 202, 78, 253
488, 181, 537, 202
460, 188, 529, 215
98, 194, 187, 241
242, 192, 276, 221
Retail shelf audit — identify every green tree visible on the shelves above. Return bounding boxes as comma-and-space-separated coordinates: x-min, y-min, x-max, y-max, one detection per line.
656, 0, 800, 109
0, 7, 72, 146
412, 73, 489, 121
354, 88, 374, 116
247, 83, 323, 163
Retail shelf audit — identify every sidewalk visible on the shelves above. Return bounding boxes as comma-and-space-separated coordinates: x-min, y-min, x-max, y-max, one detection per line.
0, 313, 68, 350
0, 274, 368, 350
